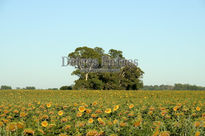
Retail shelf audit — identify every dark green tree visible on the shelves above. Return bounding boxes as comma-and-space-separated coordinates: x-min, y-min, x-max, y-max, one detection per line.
60, 86, 72, 90
68, 46, 144, 90
0, 85, 12, 90
25, 86, 36, 90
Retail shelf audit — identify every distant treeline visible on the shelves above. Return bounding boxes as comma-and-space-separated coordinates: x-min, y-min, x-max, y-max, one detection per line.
0, 85, 36, 90
1, 84, 205, 90
142, 83, 205, 90
0, 85, 68, 90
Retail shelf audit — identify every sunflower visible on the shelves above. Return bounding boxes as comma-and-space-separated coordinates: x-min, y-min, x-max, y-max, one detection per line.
95, 109, 102, 114
76, 112, 83, 117
79, 106, 86, 113
153, 129, 160, 136
107, 121, 113, 126
13, 109, 19, 114
195, 131, 200, 136
202, 113, 205, 118
20, 112, 27, 117
0, 121, 3, 127
148, 111, 153, 115
73, 103, 78, 107
41, 121, 48, 127
149, 107, 155, 111
86, 130, 98, 136
58, 110, 64, 116
105, 108, 112, 114
17, 122, 24, 129
196, 107, 200, 111
76, 121, 85, 127
133, 120, 141, 127
46, 103, 51, 108
2, 119, 9, 124
173, 106, 178, 112
92, 101, 97, 106
129, 104, 134, 109
38, 129, 45, 135
23, 129, 35, 135
6, 122, 17, 132
97, 118, 103, 122
113, 119, 118, 125
119, 122, 126, 127
61, 117, 67, 123
64, 125, 71, 130
86, 109, 92, 114
88, 118, 94, 124
91, 114, 97, 118
194, 121, 200, 128
113, 105, 119, 111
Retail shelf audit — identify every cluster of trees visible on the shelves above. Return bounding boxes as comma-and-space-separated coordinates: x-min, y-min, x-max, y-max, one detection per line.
1, 84, 205, 91
24, 86, 36, 90
0, 85, 72, 90
0, 85, 36, 90
143, 84, 205, 90
59, 86, 72, 90
0, 85, 73, 90
142, 85, 173, 90
173, 83, 205, 90
0, 85, 12, 90
48, 88, 59, 90
67, 46, 144, 90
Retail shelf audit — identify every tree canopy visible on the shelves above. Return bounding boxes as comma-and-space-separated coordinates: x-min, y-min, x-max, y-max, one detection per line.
68, 46, 144, 90
142, 84, 205, 90
0, 85, 12, 90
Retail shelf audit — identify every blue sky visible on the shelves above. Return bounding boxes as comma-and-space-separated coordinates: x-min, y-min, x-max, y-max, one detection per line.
0, 0, 205, 89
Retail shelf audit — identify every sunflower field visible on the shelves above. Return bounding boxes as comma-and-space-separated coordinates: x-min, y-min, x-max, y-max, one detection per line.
0, 90, 204, 136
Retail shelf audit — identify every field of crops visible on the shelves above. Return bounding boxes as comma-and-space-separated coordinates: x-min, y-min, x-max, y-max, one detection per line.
0, 90, 204, 136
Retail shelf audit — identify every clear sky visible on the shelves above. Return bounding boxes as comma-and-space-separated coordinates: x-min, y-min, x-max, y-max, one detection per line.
0, 0, 205, 89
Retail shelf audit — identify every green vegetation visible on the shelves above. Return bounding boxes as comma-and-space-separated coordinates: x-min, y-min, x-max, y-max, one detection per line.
0, 85, 12, 90
24, 86, 36, 90
143, 84, 205, 90
0, 90, 204, 136
60, 86, 72, 90
68, 46, 144, 90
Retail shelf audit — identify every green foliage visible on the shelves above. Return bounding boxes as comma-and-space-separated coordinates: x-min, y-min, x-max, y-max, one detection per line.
0, 90, 204, 136
173, 83, 205, 90
0, 85, 12, 90
60, 86, 72, 90
48, 88, 58, 90
68, 46, 144, 90
109, 49, 124, 59
143, 83, 205, 90
143, 85, 174, 90
24, 86, 36, 90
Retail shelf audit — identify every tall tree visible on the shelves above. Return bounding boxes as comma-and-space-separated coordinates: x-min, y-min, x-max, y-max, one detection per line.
68, 46, 102, 81
68, 46, 144, 90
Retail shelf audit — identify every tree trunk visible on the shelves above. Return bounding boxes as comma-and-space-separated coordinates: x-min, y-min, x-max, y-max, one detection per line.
85, 73, 88, 81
